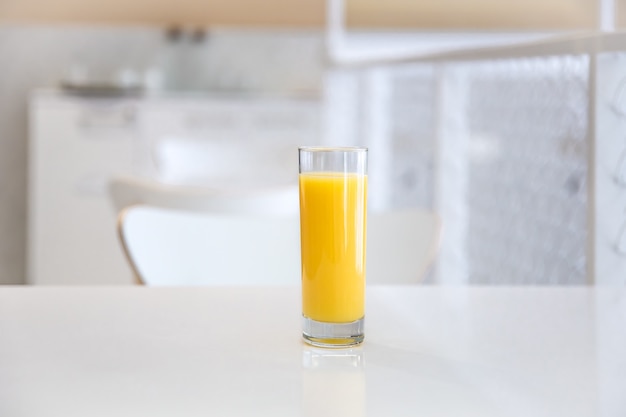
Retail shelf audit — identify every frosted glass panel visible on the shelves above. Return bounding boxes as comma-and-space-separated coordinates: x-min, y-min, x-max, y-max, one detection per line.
322, 64, 436, 211
446, 56, 589, 284
388, 65, 436, 209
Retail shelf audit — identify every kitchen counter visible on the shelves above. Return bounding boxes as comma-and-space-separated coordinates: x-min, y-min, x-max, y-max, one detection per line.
1, 286, 624, 416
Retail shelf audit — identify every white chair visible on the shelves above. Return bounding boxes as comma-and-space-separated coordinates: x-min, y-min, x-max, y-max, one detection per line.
118, 206, 301, 286
116, 203, 441, 286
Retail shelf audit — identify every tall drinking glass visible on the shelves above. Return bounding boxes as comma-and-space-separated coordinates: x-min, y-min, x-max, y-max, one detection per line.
299, 146, 367, 347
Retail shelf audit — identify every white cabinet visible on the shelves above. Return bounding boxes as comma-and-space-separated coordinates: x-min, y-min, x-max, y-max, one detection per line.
28, 94, 138, 284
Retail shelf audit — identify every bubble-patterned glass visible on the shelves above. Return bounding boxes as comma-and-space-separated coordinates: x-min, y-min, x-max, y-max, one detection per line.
458, 56, 589, 284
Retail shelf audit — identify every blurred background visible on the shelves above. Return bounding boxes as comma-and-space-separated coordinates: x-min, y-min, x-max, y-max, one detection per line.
1, 0, 625, 286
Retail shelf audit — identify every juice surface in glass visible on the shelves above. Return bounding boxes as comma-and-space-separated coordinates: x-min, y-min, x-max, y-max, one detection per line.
299, 172, 367, 323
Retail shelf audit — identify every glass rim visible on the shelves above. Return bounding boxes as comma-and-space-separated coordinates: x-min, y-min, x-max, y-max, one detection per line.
298, 146, 368, 153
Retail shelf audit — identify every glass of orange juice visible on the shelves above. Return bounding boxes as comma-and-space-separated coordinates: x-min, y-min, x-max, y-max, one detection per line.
299, 146, 367, 347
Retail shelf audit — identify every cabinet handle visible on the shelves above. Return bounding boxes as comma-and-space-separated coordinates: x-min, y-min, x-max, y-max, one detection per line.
78, 104, 137, 130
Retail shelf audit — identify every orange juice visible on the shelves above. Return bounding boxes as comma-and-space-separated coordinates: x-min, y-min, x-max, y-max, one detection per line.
299, 172, 367, 323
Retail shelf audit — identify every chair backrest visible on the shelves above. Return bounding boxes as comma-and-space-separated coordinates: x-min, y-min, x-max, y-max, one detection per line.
367, 209, 442, 284
109, 175, 299, 216
118, 206, 301, 286
117, 205, 441, 286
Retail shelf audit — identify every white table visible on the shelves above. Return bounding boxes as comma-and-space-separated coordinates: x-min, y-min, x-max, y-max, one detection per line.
0, 286, 624, 417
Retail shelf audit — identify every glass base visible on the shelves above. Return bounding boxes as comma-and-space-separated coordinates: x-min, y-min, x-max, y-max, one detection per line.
302, 316, 364, 348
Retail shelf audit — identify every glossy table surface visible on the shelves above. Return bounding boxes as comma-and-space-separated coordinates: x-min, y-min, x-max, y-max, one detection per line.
0, 286, 624, 417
